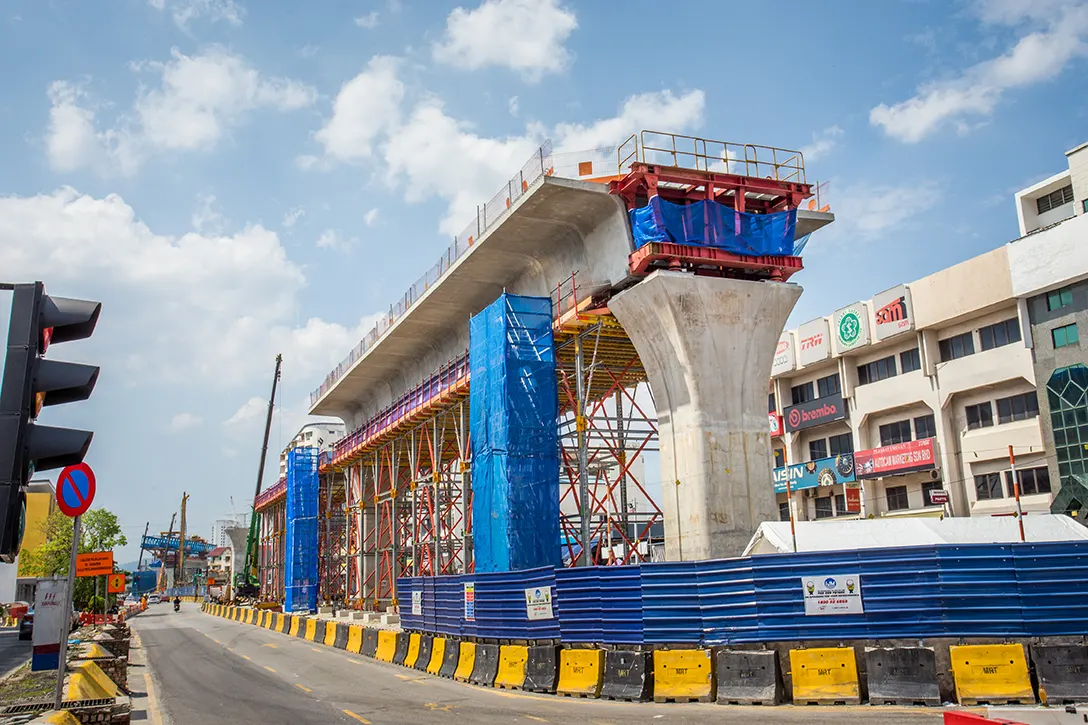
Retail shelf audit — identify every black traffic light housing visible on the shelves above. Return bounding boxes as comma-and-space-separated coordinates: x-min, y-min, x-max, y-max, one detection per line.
0, 282, 100, 562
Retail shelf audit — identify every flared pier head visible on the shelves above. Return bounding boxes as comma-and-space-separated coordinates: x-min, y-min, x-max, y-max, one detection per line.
610, 271, 802, 560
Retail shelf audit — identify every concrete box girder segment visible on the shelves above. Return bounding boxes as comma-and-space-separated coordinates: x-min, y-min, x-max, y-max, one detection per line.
610, 270, 801, 560
310, 177, 633, 422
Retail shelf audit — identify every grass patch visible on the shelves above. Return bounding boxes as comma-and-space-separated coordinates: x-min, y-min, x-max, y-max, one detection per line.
0, 663, 56, 705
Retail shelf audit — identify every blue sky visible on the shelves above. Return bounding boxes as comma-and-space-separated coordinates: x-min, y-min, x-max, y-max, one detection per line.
1, 0, 1086, 561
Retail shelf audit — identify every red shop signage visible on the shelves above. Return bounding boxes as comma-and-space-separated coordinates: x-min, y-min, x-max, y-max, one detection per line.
769, 413, 784, 436
854, 437, 937, 479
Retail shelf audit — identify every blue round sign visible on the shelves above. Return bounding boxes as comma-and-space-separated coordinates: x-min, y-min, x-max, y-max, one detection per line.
56, 462, 96, 517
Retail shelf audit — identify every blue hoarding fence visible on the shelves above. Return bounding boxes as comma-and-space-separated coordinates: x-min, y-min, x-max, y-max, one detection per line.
398, 541, 1088, 645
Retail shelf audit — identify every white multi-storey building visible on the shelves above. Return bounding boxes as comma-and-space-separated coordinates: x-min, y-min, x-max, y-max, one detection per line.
769, 140, 1088, 525
277, 421, 345, 478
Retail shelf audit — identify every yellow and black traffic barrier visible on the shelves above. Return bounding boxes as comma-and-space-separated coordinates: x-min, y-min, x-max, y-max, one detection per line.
453, 641, 476, 682
601, 649, 651, 702
789, 647, 860, 705
347, 625, 364, 654
523, 644, 560, 693
950, 643, 1034, 705
715, 649, 782, 706
404, 632, 422, 668
653, 649, 714, 703
494, 645, 528, 690
865, 646, 940, 706
1033, 643, 1088, 705
557, 648, 603, 698
376, 630, 397, 663
427, 637, 447, 676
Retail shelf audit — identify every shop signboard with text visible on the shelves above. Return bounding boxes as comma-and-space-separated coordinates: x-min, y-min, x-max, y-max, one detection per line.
773, 453, 856, 493
871, 284, 915, 342
854, 437, 938, 479
832, 303, 870, 355
783, 392, 847, 432
771, 333, 795, 376
797, 318, 831, 366
769, 413, 784, 437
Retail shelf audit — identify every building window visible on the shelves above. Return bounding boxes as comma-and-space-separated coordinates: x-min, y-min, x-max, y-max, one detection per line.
1047, 286, 1073, 311
922, 480, 944, 506
974, 473, 1004, 500
857, 355, 897, 386
815, 497, 834, 519
965, 402, 994, 430
773, 448, 785, 468
809, 439, 828, 460
817, 373, 841, 399
1005, 467, 1052, 496
900, 348, 921, 373
791, 382, 815, 405
979, 318, 1021, 351
879, 419, 912, 446
779, 501, 791, 522
886, 485, 909, 511
834, 493, 848, 515
828, 432, 854, 457
939, 332, 975, 361
1036, 184, 1074, 214
996, 392, 1039, 424
1048, 365, 1088, 487
768, 393, 776, 413
914, 413, 937, 440
1053, 323, 1079, 349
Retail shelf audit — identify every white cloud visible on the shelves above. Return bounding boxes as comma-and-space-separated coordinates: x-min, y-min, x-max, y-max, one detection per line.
432, 0, 577, 82
315, 229, 350, 249
282, 206, 305, 228
148, 0, 245, 30
170, 412, 203, 431
354, 11, 380, 28
829, 181, 943, 240
553, 89, 705, 151
508, 95, 519, 116
191, 193, 224, 232
363, 208, 379, 226
0, 187, 377, 391
312, 55, 403, 164
871, 0, 1088, 142
45, 47, 316, 175
800, 125, 844, 162
223, 397, 266, 427
299, 44, 319, 58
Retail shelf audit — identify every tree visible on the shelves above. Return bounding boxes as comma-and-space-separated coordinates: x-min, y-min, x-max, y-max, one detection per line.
18, 507, 128, 609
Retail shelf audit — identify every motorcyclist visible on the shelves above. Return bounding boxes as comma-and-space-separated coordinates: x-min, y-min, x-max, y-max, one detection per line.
173, 596, 181, 611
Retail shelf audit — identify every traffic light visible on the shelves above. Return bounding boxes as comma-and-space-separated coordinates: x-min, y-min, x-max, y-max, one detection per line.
0, 282, 100, 562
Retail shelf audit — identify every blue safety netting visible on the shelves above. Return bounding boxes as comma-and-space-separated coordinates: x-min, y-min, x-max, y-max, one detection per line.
469, 293, 560, 573
284, 446, 319, 613
629, 196, 798, 256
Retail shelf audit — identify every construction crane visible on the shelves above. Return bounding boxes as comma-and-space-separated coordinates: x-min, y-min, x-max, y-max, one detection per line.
235, 354, 282, 598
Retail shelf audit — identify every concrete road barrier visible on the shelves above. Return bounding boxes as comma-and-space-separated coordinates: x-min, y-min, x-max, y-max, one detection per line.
427, 638, 447, 676
950, 644, 1034, 705
557, 649, 603, 698
404, 633, 422, 668
276, 613, 287, 633
439, 640, 460, 678
789, 647, 861, 705
470, 643, 500, 687
293, 617, 307, 638
362, 628, 378, 658
67, 661, 120, 701
312, 619, 327, 643
454, 641, 477, 682
600, 650, 651, 702
244, 609, 255, 625
715, 649, 782, 706
393, 632, 410, 665
1032, 644, 1088, 705
865, 646, 940, 706
494, 645, 528, 690
303, 618, 317, 642
324, 622, 339, 648
653, 649, 714, 703
376, 631, 398, 662
334, 623, 350, 650
287, 615, 300, 637
347, 625, 364, 654
523, 645, 560, 693
415, 635, 434, 672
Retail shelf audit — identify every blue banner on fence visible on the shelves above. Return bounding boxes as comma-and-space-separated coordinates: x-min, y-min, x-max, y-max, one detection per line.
773, 454, 856, 493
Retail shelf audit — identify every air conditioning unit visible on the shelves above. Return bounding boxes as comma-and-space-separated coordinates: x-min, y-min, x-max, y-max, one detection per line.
928, 469, 941, 481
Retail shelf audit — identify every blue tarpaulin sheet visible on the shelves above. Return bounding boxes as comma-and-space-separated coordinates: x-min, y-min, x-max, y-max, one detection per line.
284, 447, 319, 613
470, 293, 560, 574
629, 196, 797, 256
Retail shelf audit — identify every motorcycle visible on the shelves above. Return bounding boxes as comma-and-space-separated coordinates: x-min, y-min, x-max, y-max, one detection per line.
173, 600, 180, 612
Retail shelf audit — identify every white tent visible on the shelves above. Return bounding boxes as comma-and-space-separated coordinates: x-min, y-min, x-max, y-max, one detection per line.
743, 514, 1088, 556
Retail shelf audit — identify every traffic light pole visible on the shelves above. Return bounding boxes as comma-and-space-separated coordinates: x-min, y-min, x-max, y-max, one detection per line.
53, 514, 80, 711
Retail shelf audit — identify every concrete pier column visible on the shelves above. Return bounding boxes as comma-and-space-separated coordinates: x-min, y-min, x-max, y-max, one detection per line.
610, 271, 802, 560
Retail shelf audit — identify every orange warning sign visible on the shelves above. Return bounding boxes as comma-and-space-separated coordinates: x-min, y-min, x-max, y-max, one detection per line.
75, 551, 114, 577
107, 573, 126, 593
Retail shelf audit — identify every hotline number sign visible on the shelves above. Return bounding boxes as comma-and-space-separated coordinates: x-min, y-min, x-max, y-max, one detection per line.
801, 574, 863, 615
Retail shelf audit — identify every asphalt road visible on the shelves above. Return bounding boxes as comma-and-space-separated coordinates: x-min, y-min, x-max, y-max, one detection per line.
0, 629, 31, 676
131, 607, 946, 725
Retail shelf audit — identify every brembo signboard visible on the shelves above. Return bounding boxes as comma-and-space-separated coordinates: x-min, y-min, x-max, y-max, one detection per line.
784, 392, 847, 433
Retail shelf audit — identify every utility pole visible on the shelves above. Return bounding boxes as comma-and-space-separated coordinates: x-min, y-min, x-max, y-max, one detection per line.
177, 493, 189, 588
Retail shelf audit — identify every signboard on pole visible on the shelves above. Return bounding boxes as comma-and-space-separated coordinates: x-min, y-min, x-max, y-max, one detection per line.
463, 582, 475, 622
75, 551, 113, 577
107, 573, 126, 594
802, 574, 863, 616
524, 587, 554, 621
31, 578, 68, 671
55, 463, 96, 518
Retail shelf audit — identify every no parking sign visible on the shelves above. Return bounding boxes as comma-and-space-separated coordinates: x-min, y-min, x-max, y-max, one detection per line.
56, 462, 96, 518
